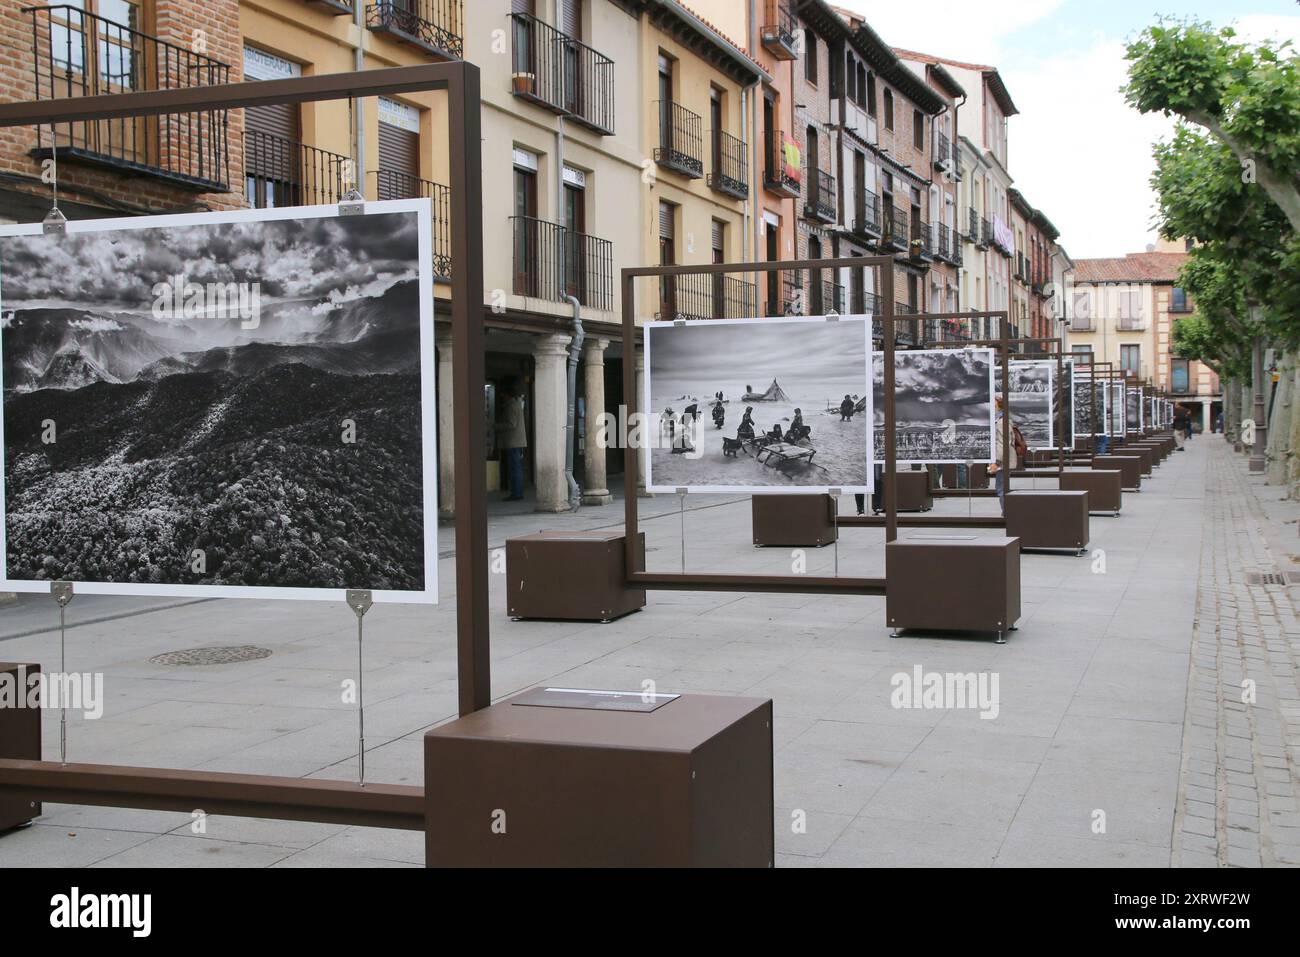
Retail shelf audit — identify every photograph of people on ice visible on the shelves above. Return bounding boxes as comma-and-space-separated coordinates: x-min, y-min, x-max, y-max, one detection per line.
644, 316, 871, 492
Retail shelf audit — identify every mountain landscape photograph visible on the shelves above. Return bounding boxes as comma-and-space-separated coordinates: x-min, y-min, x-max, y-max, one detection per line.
0, 204, 435, 599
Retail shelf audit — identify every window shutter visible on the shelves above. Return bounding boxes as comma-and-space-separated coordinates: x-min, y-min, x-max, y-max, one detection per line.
711, 219, 724, 252
511, 0, 534, 14
378, 121, 419, 177
559, 0, 582, 39
659, 202, 675, 240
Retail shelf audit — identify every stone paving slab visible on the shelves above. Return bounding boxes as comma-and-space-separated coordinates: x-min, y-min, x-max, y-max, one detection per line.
0, 438, 1295, 866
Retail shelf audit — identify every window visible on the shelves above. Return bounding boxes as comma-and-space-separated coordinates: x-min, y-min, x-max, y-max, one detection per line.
1171, 286, 1189, 312
804, 27, 818, 84
844, 53, 855, 102
563, 169, 586, 300
1072, 344, 1093, 359
883, 89, 894, 130
659, 201, 677, 317
1171, 358, 1190, 393
913, 110, 923, 150
1071, 290, 1091, 321
1120, 344, 1141, 375
856, 64, 867, 108
513, 152, 539, 297
1117, 289, 1143, 328
866, 72, 876, 116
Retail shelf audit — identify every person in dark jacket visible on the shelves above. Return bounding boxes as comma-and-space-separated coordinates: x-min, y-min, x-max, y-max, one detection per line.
839, 395, 855, 421
737, 407, 756, 441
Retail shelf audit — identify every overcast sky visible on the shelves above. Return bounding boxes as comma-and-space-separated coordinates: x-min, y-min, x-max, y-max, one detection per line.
648, 319, 868, 398
836, 0, 1300, 259
0, 211, 419, 312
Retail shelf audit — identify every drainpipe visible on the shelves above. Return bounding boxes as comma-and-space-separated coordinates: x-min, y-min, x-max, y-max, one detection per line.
352, 1, 366, 190
565, 295, 585, 510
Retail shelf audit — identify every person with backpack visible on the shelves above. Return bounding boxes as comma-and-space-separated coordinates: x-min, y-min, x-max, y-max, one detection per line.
988, 395, 1023, 516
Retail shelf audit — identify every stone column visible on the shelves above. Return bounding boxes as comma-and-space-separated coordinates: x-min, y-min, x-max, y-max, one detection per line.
582, 338, 613, 505
635, 347, 652, 497
533, 333, 572, 512
435, 326, 455, 518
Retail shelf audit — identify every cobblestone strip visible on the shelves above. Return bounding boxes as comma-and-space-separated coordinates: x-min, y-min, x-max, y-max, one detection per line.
1174, 443, 1300, 867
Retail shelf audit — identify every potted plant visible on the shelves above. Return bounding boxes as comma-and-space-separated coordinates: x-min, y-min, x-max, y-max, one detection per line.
512, 72, 536, 96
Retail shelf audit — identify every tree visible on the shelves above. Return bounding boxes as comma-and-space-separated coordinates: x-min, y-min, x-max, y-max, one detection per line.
1126, 21, 1300, 232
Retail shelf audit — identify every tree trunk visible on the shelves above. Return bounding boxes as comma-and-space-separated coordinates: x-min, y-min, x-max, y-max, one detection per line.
1266, 350, 1293, 485
1226, 378, 1240, 447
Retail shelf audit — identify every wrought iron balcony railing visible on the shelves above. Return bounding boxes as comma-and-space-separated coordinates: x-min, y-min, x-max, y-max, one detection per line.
804, 168, 836, 223
373, 169, 453, 279
935, 223, 951, 262
880, 206, 909, 252
367, 0, 463, 59
760, 0, 798, 60
981, 216, 994, 249
510, 215, 614, 311
762, 129, 800, 198
509, 13, 614, 135
851, 191, 882, 238
664, 274, 757, 321
910, 218, 934, 260
245, 130, 349, 208
28, 4, 231, 191
655, 101, 704, 179
707, 129, 748, 200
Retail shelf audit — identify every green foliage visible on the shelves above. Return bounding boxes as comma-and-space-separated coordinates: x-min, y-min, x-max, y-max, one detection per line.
1125, 20, 1300, 180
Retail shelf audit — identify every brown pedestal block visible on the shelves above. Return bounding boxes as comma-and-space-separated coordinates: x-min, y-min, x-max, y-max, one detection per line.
507, 531, 645, 622
1004, 490, 1090, 553
424, 690, 774, 867
0, 662, 41, 832
752, 494, 837, 547
885, 537, 1021, 641
879, 470, 933, 512
1060, 469, 1123, 515
1092, 455, 1142, 490
1125, 446, 1155, 475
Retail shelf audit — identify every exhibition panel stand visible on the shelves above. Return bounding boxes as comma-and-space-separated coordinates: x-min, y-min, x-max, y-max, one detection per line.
0, 663, 40, 832
612, 270, 1021, 643
0, 64, 772, 868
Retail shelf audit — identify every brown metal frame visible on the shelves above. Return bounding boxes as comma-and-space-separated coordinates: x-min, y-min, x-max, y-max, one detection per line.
0, 63, 486, 831
838, 312, 1019, 529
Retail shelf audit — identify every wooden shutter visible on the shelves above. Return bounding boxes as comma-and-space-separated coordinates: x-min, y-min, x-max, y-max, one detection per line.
245, 103, 298, 182
711, 219, 724, 254
559, 0, 582, 39
378, 121, 419, 177
659, 201, 675, 240
246, 103, 297, 141
511, 0, 534, 14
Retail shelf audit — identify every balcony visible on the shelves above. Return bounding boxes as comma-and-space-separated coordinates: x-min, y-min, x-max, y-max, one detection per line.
934, 223, 956, 264
851, 192, 882, 240
374, 169, 453, 280
664, 274, 757, 321
28, 5, 231, 191
655, 101, 704, 179
1014, 252, 1027, 282
804, 168, 837, 224
982, 217, 995, 249
760, 0, 798, 60
367, 1, 463, 59
305, 0, 354, 13
1117, 316, 1147, 332
967, 209, 988, 249
909, 218, 934, 262
245, 130, 348, 207
1070, 317, 1095, 332
511, 215, 614, 311
880, 206, 909, 253
934, 131, 960, 180
509, 14, 614, 135
762, 129, 801, 198
707, 129, 748, 200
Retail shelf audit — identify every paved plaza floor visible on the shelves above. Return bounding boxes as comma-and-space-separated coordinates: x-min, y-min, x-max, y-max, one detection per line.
1, 435, 1297, 867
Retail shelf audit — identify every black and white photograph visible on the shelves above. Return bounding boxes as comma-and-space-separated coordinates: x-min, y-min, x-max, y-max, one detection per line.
644, 316, 871, 493
1073, 372, 1104, 439
0, 200, 438, 603
1057, 358, 1075, 449
873, 348, 996, 464
1108, 381, 1127, 435
1004, 359, 1054, 450
1126, 388, 1143, 431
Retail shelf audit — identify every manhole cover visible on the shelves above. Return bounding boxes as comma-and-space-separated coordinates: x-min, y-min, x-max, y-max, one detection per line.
148, 646, 272, 666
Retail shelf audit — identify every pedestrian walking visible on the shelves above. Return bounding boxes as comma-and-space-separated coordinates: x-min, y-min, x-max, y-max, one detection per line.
497, 381, 528, 501
989, 395, 1020, 516
1172, 403, 1188, 451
